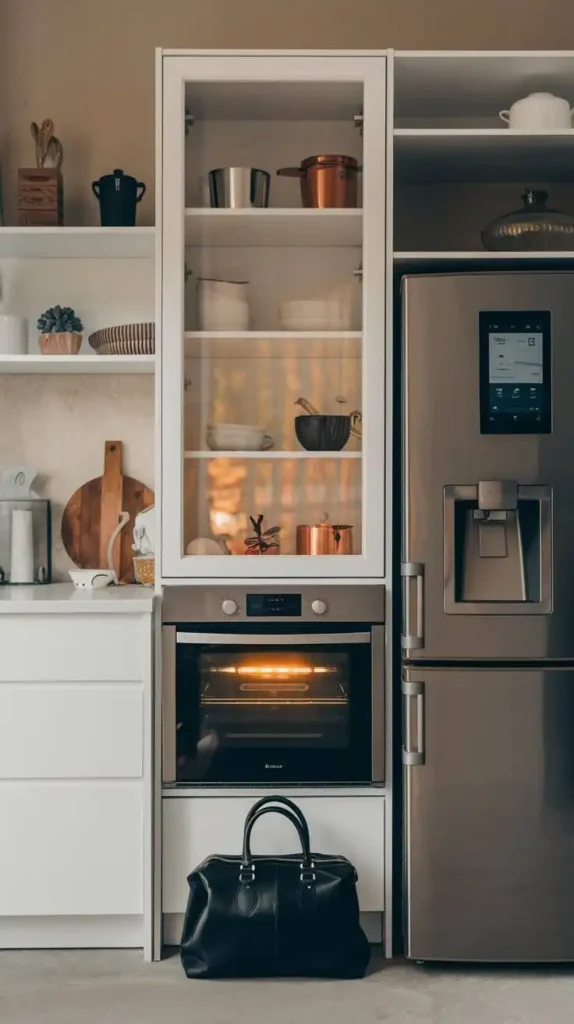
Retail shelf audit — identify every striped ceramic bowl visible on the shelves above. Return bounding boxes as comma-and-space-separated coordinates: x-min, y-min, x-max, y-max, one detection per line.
88, 322, 155, 355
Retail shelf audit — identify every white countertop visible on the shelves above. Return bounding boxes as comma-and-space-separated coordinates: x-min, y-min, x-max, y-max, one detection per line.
0, 583, 155, 614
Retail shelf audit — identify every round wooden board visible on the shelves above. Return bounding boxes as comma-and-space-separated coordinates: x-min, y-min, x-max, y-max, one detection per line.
61, 441, 154, 583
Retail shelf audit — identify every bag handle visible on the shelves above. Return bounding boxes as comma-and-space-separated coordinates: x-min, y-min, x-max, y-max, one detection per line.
245, 795, 310, 848
241, 806, 312, 873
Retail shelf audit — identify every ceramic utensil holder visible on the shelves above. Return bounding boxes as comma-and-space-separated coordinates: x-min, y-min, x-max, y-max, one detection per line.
18, 168, 63, 226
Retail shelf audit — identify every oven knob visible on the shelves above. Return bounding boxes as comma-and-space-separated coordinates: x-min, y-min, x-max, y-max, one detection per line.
311, 599, 328, 616
221, 599, 238, 616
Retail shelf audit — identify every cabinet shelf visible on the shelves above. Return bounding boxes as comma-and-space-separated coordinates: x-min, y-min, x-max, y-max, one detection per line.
394, 251, 574, 271
184, 331, 362, 358
184, 450, 362, 459
184, 208, 362, 247
394, 53, 574, 121
185, 79, 363, 121
0, 226, 155, 259
0, 355, 155, 375
394, 129, 574, 183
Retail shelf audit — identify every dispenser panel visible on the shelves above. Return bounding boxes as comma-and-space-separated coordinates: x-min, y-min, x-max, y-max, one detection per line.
480, 311, 551, 434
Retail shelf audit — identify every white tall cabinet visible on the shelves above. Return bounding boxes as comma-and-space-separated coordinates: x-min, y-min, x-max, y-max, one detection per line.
158, 51, 387, 581
155, 49, 392, 963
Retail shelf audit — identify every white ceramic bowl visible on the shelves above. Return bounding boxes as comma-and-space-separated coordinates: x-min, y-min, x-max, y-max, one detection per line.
186, 537, 228, 555
207, 423, 274, 451
69, 569, 116, 590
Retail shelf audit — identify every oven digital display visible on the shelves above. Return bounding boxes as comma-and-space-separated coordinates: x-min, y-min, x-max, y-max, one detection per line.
479, 311, 551, 434
246, 593, 302, 617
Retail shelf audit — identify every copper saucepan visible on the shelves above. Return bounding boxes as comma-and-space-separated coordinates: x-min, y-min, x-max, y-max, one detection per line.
277, 155, 360, 209
296, 522, 353, 555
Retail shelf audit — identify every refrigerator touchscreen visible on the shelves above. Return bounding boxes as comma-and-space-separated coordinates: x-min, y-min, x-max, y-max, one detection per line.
479, 310, 551, 434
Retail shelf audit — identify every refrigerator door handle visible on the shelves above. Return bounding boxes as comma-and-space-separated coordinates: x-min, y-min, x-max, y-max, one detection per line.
401, 562, 424, 650
402, 679, 425, 766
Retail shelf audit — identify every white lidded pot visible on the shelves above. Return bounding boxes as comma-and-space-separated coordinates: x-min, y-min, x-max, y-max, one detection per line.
499, 92, 574, 130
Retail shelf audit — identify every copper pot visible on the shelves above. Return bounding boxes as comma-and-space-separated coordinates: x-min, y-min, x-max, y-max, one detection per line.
277, 155, 360, 209
296, 523, 353, 555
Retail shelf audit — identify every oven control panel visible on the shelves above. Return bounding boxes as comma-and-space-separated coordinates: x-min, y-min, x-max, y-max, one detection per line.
162, 585, 384, 624
246, 593, 303, 617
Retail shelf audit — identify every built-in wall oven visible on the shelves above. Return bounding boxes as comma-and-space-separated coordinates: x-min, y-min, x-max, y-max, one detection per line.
162, 586, 384, 786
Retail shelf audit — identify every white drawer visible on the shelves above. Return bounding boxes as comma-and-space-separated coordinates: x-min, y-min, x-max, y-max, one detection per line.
163, 795, 385, 912
0, 780, 143, 916
0, 615, 143, 682
0, 684, 143, 779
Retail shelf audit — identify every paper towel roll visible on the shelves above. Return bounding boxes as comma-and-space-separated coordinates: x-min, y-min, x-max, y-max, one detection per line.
11, 509, 34, 583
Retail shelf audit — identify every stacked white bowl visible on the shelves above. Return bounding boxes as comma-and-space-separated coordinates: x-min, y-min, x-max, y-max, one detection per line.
206, 423, 274, 451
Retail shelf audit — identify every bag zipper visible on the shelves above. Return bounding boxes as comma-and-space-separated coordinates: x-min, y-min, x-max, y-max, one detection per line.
192, 853, 352, 873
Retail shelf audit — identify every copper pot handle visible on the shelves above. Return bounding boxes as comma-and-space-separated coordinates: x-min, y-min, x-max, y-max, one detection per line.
277, 167, 305, 177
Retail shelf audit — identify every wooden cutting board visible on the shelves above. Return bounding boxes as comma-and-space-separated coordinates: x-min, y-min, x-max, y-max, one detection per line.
62, 441, 154, 583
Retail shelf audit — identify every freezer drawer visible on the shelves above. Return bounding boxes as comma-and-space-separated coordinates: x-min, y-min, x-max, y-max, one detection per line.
404, 665, 574, 962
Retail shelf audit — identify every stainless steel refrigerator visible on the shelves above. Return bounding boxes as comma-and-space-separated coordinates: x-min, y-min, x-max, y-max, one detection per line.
402, 271, 574, 962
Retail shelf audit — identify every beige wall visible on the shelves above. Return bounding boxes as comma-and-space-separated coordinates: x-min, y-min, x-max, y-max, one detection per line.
1, 0, 574, 223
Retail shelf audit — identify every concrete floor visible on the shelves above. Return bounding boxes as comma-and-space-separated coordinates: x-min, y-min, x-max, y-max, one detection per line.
1, 950, 574, 1023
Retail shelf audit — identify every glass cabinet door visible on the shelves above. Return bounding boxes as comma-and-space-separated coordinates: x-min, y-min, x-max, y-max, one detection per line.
160, 53, 385, 578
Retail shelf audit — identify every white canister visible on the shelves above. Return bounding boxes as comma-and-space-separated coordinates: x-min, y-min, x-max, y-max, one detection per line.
0, 315, 27, 354
197, 279, 249, 331
10, 509, 34, 583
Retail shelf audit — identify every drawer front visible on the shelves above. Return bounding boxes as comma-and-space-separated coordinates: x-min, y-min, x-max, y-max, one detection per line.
163, 796, 385, 912
0, 684, 143, 779
0, 781, 143, 916
0, 615, 143, 682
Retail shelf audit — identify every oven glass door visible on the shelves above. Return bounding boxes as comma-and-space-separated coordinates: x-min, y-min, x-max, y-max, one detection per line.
174, 632, 373, 784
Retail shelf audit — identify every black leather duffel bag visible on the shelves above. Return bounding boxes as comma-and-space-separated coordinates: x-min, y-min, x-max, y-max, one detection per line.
180, 794, 370, 979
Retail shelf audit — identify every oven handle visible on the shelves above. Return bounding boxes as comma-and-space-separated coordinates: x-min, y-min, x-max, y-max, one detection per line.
176, 632, 371, 646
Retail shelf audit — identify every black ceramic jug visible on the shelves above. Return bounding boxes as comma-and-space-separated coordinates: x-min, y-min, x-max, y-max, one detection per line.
92, 169, 146, 226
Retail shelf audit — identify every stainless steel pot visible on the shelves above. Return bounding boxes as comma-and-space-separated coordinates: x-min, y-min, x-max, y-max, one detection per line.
208, 167, 270, 208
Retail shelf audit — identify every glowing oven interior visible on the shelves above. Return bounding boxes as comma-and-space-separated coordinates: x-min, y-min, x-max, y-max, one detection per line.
197, 651, 350, 746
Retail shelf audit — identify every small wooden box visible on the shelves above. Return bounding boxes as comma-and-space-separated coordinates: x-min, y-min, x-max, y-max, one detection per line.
18, 168, 63, 226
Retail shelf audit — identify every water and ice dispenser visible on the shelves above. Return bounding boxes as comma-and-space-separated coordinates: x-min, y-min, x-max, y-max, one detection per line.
444, 480, 552, 613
